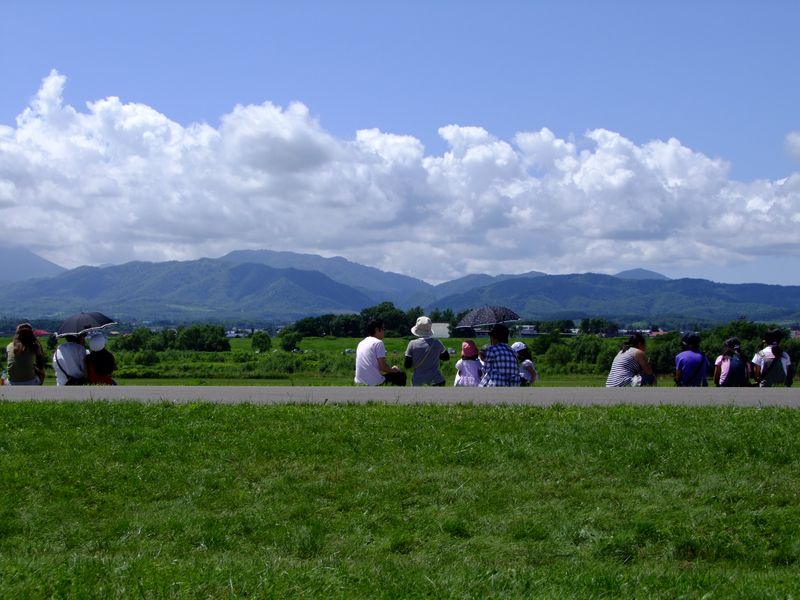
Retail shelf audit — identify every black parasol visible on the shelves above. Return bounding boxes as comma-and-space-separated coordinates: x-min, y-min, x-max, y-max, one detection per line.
56, 311, 117, 337
456, 306, 520, 330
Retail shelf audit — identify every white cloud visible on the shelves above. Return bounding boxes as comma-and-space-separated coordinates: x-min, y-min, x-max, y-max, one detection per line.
1, 70, 799, 283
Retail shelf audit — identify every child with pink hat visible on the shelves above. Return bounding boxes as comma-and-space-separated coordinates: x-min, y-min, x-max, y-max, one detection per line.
454, 340, 482, 387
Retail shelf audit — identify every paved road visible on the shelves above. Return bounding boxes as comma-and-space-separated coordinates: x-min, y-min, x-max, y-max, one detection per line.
0, 385, 797, 407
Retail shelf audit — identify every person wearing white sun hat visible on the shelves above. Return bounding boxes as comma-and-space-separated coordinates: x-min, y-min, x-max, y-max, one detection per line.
404, 316, 450, 386
84, 331, 117, 385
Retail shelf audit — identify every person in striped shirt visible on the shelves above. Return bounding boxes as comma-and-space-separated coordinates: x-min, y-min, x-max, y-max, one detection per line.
605, 332, 656, 387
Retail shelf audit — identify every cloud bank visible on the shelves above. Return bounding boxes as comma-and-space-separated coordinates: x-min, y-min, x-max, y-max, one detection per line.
1, 71, 799, 282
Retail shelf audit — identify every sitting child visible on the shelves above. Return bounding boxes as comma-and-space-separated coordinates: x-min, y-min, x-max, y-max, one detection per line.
511, 342, 539, 386
85, 331, 117, 385
454, 340, 482, 387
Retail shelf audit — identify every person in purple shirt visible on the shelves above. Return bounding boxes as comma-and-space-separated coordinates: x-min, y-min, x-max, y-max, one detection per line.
674, 332, 709, 387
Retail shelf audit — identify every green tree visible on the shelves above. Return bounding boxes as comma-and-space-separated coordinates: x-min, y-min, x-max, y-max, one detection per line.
111, 328, 154, 352
175, 324, 230, 352
279, 331, 302, 352
330, 314, 361, 337
360, 302, 409, 337
251, 331, 272, 353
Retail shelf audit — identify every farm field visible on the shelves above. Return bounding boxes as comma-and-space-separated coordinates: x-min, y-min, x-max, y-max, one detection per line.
1, 402, 798, 598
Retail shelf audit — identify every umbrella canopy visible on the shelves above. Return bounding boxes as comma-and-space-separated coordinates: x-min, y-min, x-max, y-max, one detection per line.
56, 311, 116, 337
33, 329, 50, 336
456, 306, 520, 329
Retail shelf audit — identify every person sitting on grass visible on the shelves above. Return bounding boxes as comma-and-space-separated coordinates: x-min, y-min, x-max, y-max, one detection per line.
404, 316, 449, 386
713, 337, 750, 387
752, 328, 793, 388
354, 318, 406, 386
454, 340, 482, 387
5, 323, 46, 386
85, 331, 117, 385
53, 333, 89, 386
478, 324, 520, 387
674, 332, 709, 387
605, 332, 656, 387
511, 341, 539, 386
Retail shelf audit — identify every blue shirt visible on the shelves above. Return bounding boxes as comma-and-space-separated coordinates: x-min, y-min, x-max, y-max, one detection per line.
675, 350, 708, 386
479, 343, 520, 387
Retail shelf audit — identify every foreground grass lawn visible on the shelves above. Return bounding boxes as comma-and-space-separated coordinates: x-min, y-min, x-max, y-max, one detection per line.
1, 403, 799, 598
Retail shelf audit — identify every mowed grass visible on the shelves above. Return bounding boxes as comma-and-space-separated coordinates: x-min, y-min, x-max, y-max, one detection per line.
2, 403, 800, 598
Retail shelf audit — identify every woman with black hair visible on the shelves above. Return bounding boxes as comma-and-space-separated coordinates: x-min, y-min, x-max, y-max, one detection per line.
752, 329, 793, 387
713, 337, 750, 386
605, 332, 656, 387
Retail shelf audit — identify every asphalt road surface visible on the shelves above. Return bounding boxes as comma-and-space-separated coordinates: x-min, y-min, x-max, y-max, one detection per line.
0, 385, 798, 407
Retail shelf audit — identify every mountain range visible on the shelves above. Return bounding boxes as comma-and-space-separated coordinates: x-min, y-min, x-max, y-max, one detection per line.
0, 248, 798, 326
0, 246, 66, 281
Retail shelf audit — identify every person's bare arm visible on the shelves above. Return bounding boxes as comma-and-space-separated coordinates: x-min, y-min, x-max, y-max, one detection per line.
378, 356, 399, 374
633, 348, 654, 375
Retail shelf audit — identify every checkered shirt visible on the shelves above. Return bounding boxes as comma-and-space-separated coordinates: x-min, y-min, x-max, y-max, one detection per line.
479, 343, 520, 387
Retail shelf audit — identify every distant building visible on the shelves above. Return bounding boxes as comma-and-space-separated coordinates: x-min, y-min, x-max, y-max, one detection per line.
432, 323, 450, 338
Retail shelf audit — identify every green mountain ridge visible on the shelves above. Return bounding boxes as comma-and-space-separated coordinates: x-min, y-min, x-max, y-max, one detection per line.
0, 259, 374, 322
432, 273, 800, 326
0, 250, 797, 326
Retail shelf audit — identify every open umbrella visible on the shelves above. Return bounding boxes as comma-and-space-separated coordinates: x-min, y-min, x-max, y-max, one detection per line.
56, 311, 117, 337
456, 306, 520, 329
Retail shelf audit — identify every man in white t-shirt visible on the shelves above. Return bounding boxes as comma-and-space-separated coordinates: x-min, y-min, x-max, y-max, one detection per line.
354, 319, 406, 386
53, 334, 89, 385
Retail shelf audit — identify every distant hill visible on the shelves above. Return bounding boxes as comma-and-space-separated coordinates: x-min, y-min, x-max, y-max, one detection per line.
0, 249, 798, 326
614, 268, 670, 281
221, 249, 431, 305
0, 246, 65, 282
409, 270, 547, 307
0, 259, 375, 322
430, 273, 800, 325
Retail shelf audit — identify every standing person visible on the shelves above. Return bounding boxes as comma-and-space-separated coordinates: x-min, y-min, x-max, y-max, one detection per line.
674, 332, 709, 387
713, 337, 750, 387
605, 332, 656, 387
511, 342, 539, 386
5, 323, 46, 385
454, 340, 482, 387
53, 334, 88, 386
752, 328, 793, 387
354, 318, 406, 386
478, 324, 520, 387
404, 316, 449, 386
85, 331, 117, 385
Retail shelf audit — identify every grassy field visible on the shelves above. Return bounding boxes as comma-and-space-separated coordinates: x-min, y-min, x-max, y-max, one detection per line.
1, 402, 799, 598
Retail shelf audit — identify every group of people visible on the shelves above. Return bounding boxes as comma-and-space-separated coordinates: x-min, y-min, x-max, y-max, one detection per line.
3, 324, 116, 386
605, 329, 794, 388
354, 317, 538, 387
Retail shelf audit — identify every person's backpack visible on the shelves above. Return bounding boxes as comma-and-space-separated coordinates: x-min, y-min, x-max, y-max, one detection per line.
721, 354, 748, 387
757, 351, 787, 388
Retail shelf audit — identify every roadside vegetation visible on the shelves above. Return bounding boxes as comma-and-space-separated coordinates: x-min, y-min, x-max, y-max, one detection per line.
1, 308, 797, 385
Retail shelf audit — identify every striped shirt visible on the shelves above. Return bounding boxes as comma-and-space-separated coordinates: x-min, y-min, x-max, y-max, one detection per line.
605, 348, 642, 387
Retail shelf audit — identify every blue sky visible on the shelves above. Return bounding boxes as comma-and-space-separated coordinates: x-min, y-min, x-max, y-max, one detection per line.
1, 1, 799, 285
